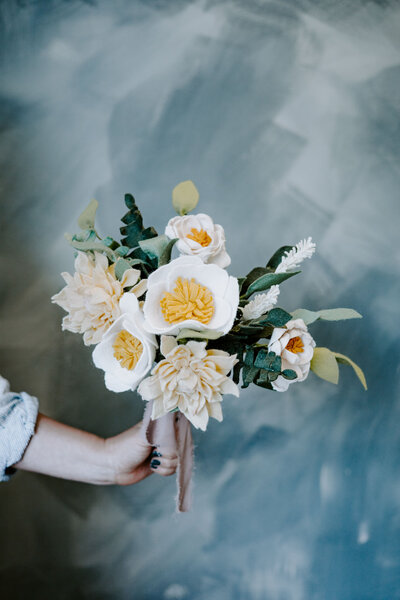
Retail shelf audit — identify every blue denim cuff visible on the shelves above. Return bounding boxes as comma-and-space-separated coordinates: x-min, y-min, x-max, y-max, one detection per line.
0, 391, 39, 482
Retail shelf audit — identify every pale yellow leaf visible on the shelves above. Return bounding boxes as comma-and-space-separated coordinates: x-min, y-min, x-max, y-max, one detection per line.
172, 180, 199, 215
310, 347, 339, 384
333, 352, 367, 391
77, 199, 98, 230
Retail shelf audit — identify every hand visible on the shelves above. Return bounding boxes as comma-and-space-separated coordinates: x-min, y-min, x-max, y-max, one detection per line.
105, 421, 178, 486
14, 414, 178, 486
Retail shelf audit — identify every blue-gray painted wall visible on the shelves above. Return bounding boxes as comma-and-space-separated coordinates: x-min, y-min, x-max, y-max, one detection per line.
0, 1, 399, 598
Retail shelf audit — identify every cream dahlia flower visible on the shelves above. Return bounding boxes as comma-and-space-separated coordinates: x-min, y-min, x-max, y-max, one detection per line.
92, 293, 157, 393
142, 256, 239, 336
165, 213, 231, 268
52, 251, 147, 345
268, 318, 316, 392
138, 337, 239, 431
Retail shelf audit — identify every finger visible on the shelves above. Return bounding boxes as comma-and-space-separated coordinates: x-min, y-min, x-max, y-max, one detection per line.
153, 466, 176, 477
150, 458, 177, 475
118, 462, 153, 486
150, 457, 178, 470
151, 449, 178, 461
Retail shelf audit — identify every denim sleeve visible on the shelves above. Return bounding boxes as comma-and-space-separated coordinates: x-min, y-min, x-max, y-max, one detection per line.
0, 376, 39, 481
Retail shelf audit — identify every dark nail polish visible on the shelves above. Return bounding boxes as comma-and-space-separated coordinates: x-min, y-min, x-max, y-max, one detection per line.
151, 451, 162, 457
151, 459, 161, 468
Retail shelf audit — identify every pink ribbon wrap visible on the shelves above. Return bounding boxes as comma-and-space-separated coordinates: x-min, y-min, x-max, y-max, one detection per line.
141, 401, 194, 512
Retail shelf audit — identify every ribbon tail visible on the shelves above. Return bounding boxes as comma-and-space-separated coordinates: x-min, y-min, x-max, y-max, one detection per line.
175, 413, 193, 513
140, 401, 194, 512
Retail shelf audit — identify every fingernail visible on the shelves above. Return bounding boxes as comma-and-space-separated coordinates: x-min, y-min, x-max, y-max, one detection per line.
151, 459, 161, 468
151, 451, 162, 457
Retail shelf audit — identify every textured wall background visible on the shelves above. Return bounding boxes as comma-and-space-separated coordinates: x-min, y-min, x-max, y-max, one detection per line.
0, 1, 399, 599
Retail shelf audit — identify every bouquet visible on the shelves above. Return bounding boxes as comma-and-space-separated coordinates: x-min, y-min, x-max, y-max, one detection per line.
52, 181, 366, 510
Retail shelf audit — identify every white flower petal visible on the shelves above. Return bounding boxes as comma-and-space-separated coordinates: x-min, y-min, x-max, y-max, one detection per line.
121, 268, 140, 289
151, 397, 168, 420
207, 401, 223, 422
104, 372, 130, 393
186, 405, 209, 431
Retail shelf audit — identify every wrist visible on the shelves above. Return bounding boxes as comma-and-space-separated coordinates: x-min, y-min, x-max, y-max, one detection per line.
103, 436, 119, 485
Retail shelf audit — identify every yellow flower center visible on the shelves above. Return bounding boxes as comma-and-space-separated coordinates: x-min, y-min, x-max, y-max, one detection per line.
113, 330, 143, 370
186, 228, 212, 247
160, 277, 214, 325
286, 336, 304, 354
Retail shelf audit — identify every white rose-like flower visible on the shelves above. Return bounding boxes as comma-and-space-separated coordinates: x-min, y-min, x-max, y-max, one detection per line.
52, 252, 147, 346
92, 293, 157, 393
138, 337, 239, 431
268, 318, 316, 392
142, 256, 239, 336
165, 213, 231, 268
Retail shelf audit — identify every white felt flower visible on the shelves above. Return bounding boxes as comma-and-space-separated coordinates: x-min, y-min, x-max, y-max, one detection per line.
138, 337, 239, 431
52, 252, 147, 345
268, 318, 316, 392
92, 293, 157, 393
165, 213, 231, 268
142, 256, 239, 336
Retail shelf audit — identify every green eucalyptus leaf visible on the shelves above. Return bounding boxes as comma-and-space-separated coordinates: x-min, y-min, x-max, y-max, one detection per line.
115, 258, 132, 281
267, 372, 279, 382
124, 257, 146, 267
266, 245, 293, 270
245, 271, 300, 298
237, 277, 246, 294
281, 369, 297, 380
72, 229, 97, 243
248, 307, 292, 328
176, 329, 224, 341
291, 307, 362, 325
233, 323, 267, 337
172, 180, 199, 216
254, 349, 281, 372
232, 349, 244, 385
115, 245, 129, 257
256, 370, 270, 385
158, 238, 178, 266
120, 193, 158, 250
310, 347, 339, 385
254, 370, 274, 389
240, 267, 269, 295
103, 236, 120, 250
244, 347, 255, 366
333, 352, 367, 391
65, 234, 116, 261
139, 234, 171, 262
242, 365, 259, 388
77, 199, 98, 230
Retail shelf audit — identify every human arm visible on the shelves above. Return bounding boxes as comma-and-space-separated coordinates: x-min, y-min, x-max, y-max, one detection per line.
14, 413, 177, 485
0, 376, 177, 485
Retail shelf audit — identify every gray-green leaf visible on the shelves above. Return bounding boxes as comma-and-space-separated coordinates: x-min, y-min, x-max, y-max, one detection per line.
65, 233, 116, 261
177, 329, 224, 341
115, 258, 132, 281
139, 234, 176, 266
291, 307, 362, 325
